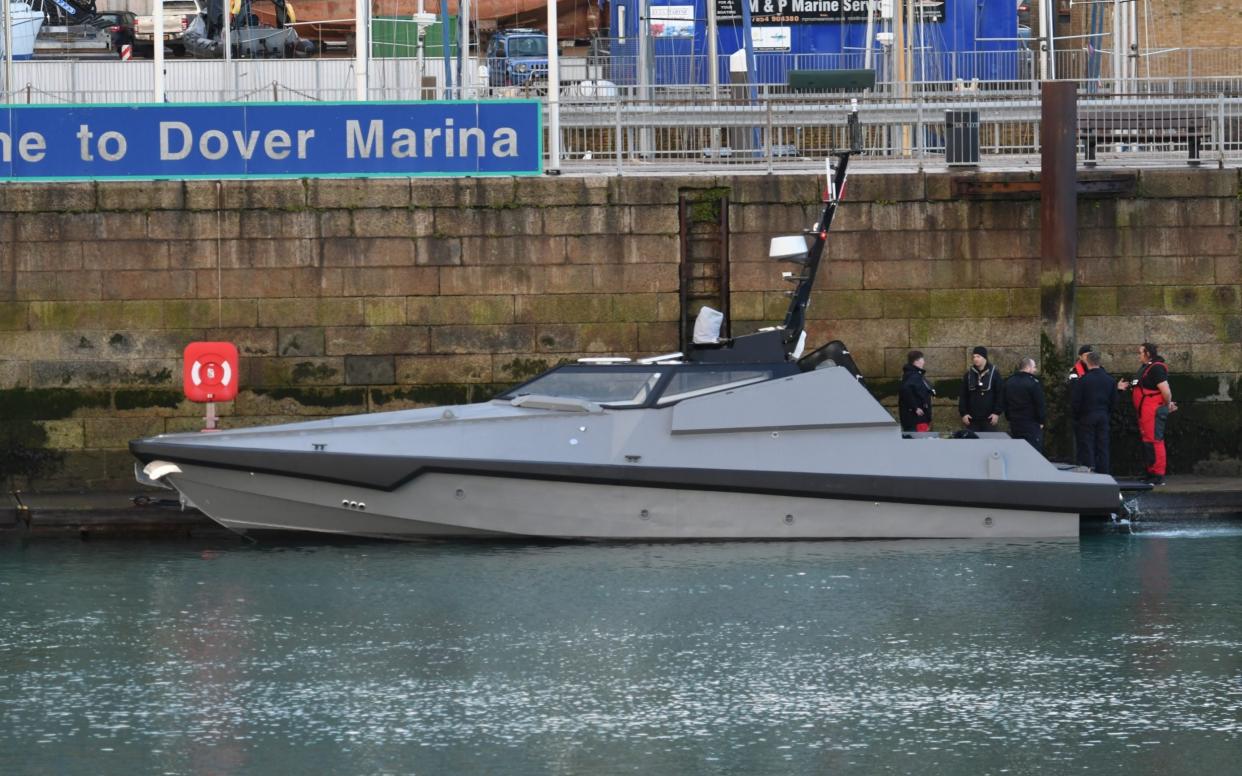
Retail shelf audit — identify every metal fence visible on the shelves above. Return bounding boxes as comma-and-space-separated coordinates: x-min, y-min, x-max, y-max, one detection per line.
4, 56, 1242, 172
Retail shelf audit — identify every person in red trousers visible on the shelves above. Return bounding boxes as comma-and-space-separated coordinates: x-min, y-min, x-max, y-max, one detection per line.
1117, 342, 1178, 486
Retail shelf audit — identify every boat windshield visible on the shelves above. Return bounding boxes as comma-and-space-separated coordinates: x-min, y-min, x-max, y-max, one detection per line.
656, 368, 772, 405
505, 369, 662, 407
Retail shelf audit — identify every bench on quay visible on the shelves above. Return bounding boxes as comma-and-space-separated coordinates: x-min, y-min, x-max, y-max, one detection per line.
1078, 109, 1209, 167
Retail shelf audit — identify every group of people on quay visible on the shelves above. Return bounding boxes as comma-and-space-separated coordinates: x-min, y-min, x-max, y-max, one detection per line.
897, 342, 1177, 485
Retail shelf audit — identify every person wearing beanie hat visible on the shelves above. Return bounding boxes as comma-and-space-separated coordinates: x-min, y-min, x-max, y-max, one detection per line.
959, 346, 1005, 433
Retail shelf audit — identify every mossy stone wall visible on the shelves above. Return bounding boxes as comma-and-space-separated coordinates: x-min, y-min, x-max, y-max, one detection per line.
0, 170, 1238, 488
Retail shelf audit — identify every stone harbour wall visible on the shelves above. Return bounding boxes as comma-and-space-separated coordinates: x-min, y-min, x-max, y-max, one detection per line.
0, 169, 1238, 489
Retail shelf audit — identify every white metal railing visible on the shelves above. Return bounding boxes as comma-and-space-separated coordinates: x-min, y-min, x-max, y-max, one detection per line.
3, 57, 1242, 172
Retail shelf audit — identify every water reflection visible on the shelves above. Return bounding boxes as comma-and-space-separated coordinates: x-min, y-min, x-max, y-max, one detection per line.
1, 526, 1239, 775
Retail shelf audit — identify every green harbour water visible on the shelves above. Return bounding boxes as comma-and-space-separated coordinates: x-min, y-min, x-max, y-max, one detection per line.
1, 521, 1240, 775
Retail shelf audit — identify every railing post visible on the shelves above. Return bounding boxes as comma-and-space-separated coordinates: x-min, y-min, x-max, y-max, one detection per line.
615, 94, 623, 174
1218, 92, 1226, 167
765, 96, 773, 173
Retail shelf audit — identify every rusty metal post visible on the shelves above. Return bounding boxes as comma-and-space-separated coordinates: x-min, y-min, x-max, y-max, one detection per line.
1040, 80, 1078, 458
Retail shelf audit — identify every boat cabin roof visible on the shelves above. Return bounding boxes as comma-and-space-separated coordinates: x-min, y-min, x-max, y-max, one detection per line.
497, 361, 801, 409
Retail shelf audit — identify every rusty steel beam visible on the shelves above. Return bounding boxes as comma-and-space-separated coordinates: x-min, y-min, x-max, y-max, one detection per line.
1040, 81, 1078, 359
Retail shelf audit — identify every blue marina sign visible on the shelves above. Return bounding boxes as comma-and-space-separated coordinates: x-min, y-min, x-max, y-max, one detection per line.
0, 100, 542, 180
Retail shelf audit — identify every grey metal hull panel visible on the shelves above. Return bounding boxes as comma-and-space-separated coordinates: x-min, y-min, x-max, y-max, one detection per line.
167, 467, 1078, 540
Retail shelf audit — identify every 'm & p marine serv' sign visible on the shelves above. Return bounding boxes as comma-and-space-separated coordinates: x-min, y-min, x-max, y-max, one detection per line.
714, 0, 944, 25
0, 100, 542, 180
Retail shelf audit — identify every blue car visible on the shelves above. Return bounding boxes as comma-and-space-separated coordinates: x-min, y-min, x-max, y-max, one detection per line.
486, 28, 549, 88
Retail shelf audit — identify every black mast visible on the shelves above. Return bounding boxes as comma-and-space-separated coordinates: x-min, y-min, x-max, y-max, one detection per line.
780, 110, 862, 357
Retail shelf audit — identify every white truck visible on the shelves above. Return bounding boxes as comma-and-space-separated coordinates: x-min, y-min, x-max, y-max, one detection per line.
134, 0, 203, 57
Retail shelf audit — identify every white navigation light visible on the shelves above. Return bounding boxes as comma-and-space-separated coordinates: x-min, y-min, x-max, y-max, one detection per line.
769, 235, 809, 263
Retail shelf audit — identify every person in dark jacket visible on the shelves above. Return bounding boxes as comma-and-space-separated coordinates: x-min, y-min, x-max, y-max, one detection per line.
1005, 357, 1046, 453
959, 346, 1004, 433
1071, 350, 1117, 474
898, 350, 935, 432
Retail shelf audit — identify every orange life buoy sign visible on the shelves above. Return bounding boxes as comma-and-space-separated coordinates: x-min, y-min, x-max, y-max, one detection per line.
183, 342, 239, 403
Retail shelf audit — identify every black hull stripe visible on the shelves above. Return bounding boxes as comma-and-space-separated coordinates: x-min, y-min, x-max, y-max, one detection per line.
130, 440, 1120, 515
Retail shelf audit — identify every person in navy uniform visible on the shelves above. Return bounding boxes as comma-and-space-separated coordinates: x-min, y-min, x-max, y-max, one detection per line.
898, 350, 935, 432
959, 346, 1004, 433
1005, 357, 1046, 453
1071, 350, 1117, 474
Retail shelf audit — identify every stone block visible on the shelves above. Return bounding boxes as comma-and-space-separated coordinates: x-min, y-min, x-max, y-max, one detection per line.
311, 178, 411, 209
325, 325, 431, 356
608, 177, 682, 206
613, 293, 663, 323
880, 290, 930, 319
978, 259, 1039, 288
235, 387, 368, 417
1077, 315, 1149, 345
869, 201, 929, 232
1078, 227, 1141, 259
395, 354, 494, 384
459, 235, 562, 266
923, 201, 977, 231
1144, 314, 1220, 345
0, 360, 29, 388
1077, 255, 1141, 287
987, 317, 1040, 347
351, 208, 435, 239
730, 203, 813, 235
515, 294, 613, 323
728, 291, 765, 321
1145, 227, 1236, 258
0, 182, 95, 213
83, 240, 170, 271
250, 357, 344, 387
414, 237, 463, 267
1190, 344, 1242, 373
863, 260, 932, 290
883, 346, 962, 379
257, 298, 365, 327
848, 172, 925, 203
319, 210, 353, 238
628, 205, 681, 235
1075, 286, 1118, 316
1164, 285, 1241, 315
146, 211, 234, 241
323, 237, 416, 267
592, 265, 678, 294
237, 210, 317, 240
167, 240, 226, 270
0, 301, 28, 330
977, 201, 1038, 231
30, 359, 177, 389
364, 297, 406, 326
807, 289, 885, 319
512, 176, 608, 207
1140, 256, 1218, 285
278, 327, 326, 357
344, 355, 396, 385
1009, 288, 1040, 317
817, 317, 912, 349
413, 178, 518, 208
727, 174, 819, 206
637, 322, 679, 353
543, 206, 632, 236
102, 270, 193, 300
1136, 168, 1237, 199
97, 181, 185, 211
1213, 255, 1240, 284
34, 419, 83, 450
915, 317, 990, 347
238, 239, 320, 269
17, 241, 84, 272
430, 324, 537, 354
823, 260, 863, 290
205, 327, 278, 356
16, 213, 100, 242
208, 268, 301, 299
220, 179, 310, 210
440, 266, 535, 296
407, 295, 514, 326
341, 266, 439, 297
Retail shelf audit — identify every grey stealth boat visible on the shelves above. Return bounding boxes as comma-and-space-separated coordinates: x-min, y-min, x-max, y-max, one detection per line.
131, 135, 1122, 540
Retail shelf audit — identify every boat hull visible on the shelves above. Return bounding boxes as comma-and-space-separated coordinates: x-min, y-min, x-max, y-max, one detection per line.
164, 464, 1079, 540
